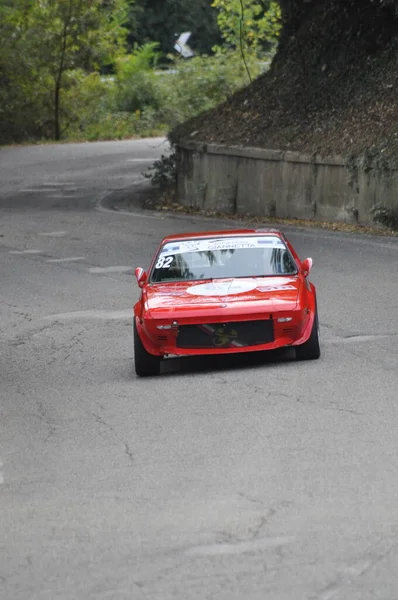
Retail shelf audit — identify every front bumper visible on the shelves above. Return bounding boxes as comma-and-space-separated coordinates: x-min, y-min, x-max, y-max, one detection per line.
135, 310, 314, 357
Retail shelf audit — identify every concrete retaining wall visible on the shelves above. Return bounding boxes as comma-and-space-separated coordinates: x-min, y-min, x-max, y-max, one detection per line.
176, 141, 398, 225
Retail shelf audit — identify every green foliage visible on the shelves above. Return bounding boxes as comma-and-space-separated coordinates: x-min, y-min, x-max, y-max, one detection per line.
144, 153, 177, 187
371, 204, 398, 230
63, 66, 166, 141
0, 0, 48, 141
64, 39, 270, 142
0, 0, 280, 145
60, 71, 113, 138
212, 0, 282, 54
114, 43, 161, 112
155, 51, 268, 129
0, 0, 130, 143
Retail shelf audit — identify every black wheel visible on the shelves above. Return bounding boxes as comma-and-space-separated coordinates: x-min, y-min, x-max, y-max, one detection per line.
134, 320, 160, 377
295, 309, 321, 361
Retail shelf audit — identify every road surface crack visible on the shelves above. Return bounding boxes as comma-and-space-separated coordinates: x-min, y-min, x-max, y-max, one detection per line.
92, 412, 116, 434
9, 323, 58, 347
36, 399, 58, 441
124, 442, 134, 464
312, 537, 398, 600
92, 411, 134, 466
237, 492, 266, 506
63, 329, 85, 360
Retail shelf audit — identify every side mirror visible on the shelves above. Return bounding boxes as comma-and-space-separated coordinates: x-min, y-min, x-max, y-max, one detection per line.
135, 267, 147, 288
301, 257, 313, 277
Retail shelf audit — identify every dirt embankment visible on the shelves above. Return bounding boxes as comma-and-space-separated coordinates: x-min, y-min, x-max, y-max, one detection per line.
171, 0, 398, 164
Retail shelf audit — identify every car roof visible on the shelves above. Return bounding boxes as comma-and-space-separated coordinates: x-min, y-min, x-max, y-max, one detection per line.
161, 228, 284, 243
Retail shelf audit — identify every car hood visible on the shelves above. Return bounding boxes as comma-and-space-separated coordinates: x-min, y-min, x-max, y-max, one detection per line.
144, 277, 300, 319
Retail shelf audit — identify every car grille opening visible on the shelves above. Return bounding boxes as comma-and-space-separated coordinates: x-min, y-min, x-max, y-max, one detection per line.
176, 320, 274, 349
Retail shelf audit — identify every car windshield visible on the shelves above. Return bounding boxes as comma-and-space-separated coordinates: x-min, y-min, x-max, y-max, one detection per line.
149, 235, 297, 283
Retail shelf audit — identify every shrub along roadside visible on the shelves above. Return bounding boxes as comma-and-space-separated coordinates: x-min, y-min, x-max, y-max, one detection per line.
1, 42, 272, 145
64, 45, 272, 142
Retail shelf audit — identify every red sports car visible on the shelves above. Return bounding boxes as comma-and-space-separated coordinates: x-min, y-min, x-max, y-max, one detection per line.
133, 228, 320, 376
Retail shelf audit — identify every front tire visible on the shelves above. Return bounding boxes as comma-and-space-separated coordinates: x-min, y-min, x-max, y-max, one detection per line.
134, 320, 160, 377
295, 309, 321, 361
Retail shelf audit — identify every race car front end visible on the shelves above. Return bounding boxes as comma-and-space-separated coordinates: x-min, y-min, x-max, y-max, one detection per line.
135, 299, 314, 358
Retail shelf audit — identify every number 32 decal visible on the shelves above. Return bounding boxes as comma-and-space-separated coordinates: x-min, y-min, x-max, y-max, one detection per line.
155, 255, 174, 269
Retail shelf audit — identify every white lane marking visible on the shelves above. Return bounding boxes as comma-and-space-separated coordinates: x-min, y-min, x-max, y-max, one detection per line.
126, 158, 155, 163
89, 266, 132, 274
185, 536, 295, 557
38, 231, 68, 237
45, 309, 132, 321
19, 188, 57, 193
324, 334, 396, 344
0, 459, 4, 484
19, 183, 78, 192
47, 193, 76, 198
46, 257, 86, 263
40, 182, 76, 187
8, 249, 42, 255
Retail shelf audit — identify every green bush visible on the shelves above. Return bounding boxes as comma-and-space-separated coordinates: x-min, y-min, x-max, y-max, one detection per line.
62, 67, 165, 140
114, 43, 162, 113
144, 152, 176, 187
155, 50, 268, 129
371, 204, 398, 230
60, 71, 112, 138
59, 44, 270, 142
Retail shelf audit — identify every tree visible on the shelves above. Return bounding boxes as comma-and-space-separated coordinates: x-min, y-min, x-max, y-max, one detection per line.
0, 1, 39, 142
127, 0, 222, 56
211, 0, 282, 55
0, 0, 130, 142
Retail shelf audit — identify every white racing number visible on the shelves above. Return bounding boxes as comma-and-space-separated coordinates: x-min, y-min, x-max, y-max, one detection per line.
155, 255, 174, 269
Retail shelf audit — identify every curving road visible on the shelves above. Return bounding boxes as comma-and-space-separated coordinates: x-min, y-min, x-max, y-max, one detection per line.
1, 139, 398, 600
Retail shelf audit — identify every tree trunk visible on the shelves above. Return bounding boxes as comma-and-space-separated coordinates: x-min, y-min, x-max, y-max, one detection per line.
53, 2, 71, 141
54, 78, 61, 141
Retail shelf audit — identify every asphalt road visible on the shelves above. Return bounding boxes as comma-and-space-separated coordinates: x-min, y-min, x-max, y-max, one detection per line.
1, 139, 398, 600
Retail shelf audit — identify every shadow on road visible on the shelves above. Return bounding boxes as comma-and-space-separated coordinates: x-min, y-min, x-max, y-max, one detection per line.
158, 347, 296, 377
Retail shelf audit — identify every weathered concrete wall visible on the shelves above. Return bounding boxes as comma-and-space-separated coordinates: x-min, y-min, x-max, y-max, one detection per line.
176, 141, 398, 225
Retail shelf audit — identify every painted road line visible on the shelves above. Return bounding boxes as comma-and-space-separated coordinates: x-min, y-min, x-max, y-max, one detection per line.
185, 536, 295, 557
126, 158, 156, 163
324, 333, 397, 344
19, 188, 57, 193
38, 231, 68, 237
8, 249, 42, 255
40, 182, 76, 187
45, 309, 132, 321
46, 257, 86, 263
89, 266, 133, 274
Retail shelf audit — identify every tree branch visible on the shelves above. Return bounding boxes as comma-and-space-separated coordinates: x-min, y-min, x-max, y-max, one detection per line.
239, 0, 252, 82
